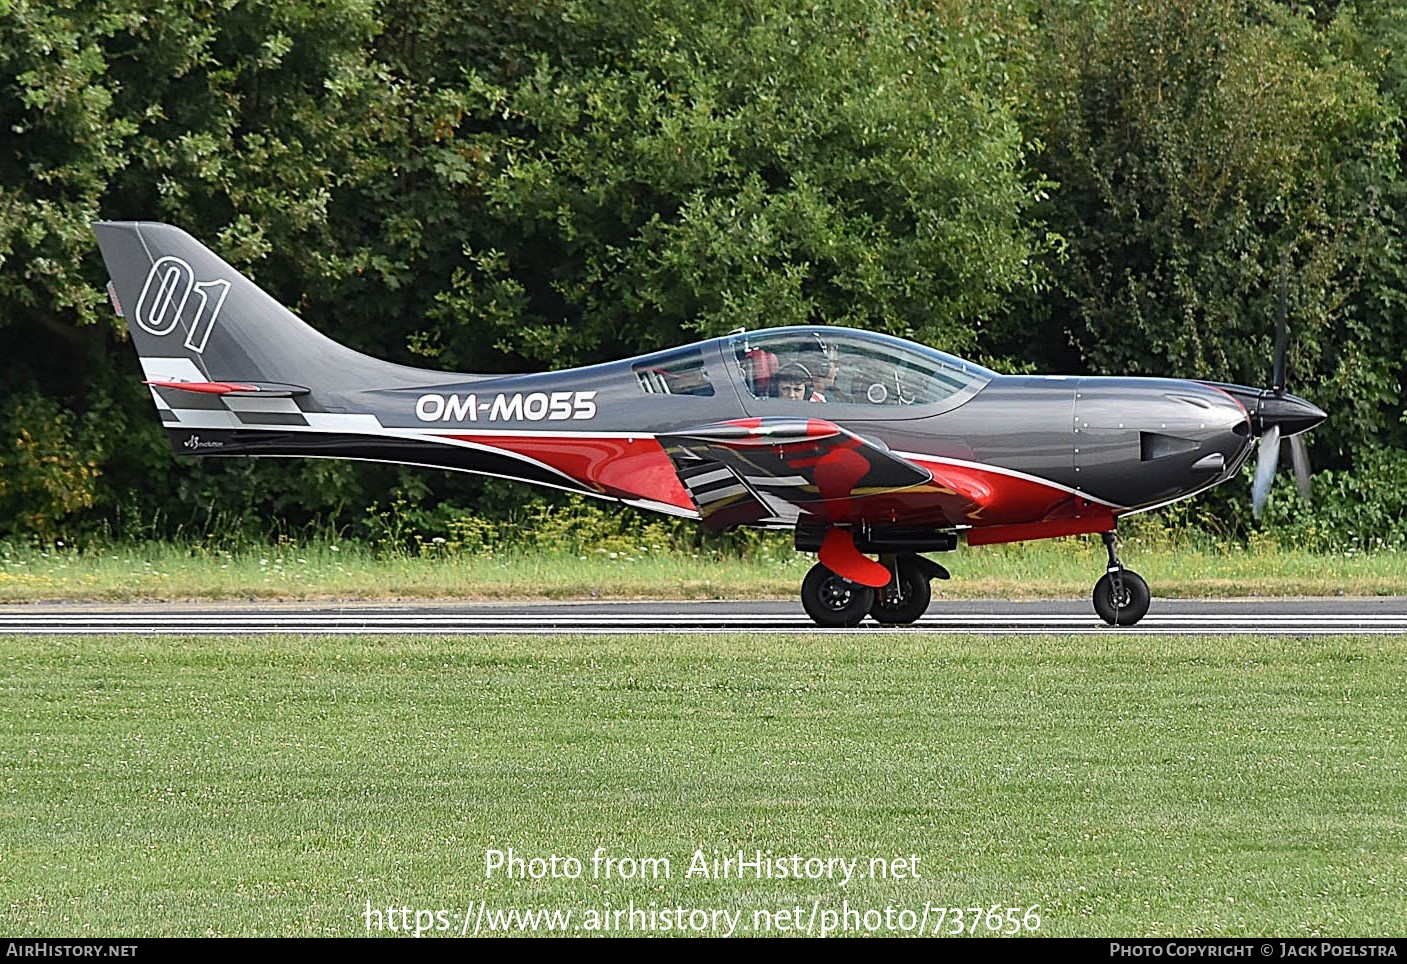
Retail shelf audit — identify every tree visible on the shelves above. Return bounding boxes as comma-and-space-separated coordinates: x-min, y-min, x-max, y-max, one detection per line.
424, 0, 1044, 369
1016, 0, 1400, 466
0, 0, 398, 539
0, 0, 1046, 539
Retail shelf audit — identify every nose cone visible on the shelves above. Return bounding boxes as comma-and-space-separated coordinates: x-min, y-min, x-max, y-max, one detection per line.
1199, 382, 1327, 438
1070, 377, 1256, 510
1257, 392, 1326, 438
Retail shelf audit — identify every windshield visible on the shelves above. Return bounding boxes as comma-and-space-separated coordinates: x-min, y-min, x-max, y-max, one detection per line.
728, 327, 992, 410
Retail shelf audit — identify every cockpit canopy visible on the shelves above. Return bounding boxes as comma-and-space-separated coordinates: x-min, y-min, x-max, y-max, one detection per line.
630, 326, 994, 417
728, 327, 993, 414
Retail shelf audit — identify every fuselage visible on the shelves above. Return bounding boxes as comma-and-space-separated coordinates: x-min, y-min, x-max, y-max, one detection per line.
269, 327, 1267, 534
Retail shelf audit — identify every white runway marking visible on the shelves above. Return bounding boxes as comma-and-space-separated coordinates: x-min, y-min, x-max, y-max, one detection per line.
0, 600, 1404, 635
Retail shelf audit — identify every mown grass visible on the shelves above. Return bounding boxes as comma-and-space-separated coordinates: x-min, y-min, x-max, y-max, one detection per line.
1, 632, 1403, 937
0, 532, 1403, 604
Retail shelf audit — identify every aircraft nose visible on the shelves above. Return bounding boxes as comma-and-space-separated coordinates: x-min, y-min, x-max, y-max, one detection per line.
1256, 392, 1326, 438
1198, 381, 1327, 439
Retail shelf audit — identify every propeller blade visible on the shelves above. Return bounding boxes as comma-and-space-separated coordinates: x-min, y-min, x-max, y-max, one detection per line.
1290, 434, 1312, 503
1251, 424, 1281, 520
1272, 259, 1288, 394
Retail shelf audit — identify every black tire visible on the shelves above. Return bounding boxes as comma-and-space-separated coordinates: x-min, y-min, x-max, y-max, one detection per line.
1092, 570, 1151, 626
869, 561, 932, 625
801, 563, 876, 628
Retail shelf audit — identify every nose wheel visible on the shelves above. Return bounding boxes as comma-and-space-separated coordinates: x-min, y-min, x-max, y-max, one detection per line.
1093, 531, 1150, 626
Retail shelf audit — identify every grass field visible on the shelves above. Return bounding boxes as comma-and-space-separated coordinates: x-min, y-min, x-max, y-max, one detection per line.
2, 632, 1403, 937
2, 534, 1405, 603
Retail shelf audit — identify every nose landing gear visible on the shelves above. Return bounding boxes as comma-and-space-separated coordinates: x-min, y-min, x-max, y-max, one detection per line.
1092, 530, 1150, 626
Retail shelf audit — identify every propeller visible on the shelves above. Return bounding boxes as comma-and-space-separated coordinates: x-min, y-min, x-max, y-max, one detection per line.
1289, 433, 1312, 502
1250, 261, 1317, 520
1251, 423, 1280, 517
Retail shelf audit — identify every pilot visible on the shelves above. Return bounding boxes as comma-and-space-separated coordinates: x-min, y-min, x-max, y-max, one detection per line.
776, 362, 816, 401
793, 335, 838, 401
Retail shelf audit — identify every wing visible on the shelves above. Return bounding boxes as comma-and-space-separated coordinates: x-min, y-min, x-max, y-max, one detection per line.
657, 417, 938, 531
659, 416, 1100, 588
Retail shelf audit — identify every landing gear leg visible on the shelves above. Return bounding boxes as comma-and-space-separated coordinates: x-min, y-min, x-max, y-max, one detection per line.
1092, 530, 1150, 626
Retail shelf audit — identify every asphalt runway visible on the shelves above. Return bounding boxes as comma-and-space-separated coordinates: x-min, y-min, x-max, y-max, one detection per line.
1, 596, 1406, 634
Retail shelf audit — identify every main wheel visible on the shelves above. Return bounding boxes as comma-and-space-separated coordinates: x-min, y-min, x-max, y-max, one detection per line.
869, 561, 932, 625
801, 563, 875, 628
1092, 570, 1151, 626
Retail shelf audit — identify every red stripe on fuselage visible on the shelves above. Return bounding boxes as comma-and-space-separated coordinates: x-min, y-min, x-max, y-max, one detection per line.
437, 433, 694, 511
914, 457, 1080, 525
431, 432, 1114, 533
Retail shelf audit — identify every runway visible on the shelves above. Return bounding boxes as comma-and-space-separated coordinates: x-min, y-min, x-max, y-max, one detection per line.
1, 597, 1406, 634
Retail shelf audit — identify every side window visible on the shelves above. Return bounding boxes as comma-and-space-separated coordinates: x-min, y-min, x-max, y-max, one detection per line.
633, 346, 714, 397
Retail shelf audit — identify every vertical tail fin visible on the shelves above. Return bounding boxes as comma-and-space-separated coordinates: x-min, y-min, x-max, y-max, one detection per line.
93, 221, 428, 392
93, 221, 454, 453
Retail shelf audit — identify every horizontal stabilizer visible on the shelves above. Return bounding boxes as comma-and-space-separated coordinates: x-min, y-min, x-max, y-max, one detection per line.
144, 380, 311, 398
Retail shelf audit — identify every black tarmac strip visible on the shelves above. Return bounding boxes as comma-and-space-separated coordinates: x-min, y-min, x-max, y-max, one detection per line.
1, 597, 1406, 634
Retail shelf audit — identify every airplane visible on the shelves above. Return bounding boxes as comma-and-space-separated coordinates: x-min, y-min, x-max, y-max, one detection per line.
92, 221, 1326, 627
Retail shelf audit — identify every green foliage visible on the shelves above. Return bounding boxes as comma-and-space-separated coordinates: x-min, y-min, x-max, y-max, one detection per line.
362, 491, 792, 561
0, 0, 131, 329
1014, 1, 1401, 460
2, 0, 1406, 548
1256, 447, 1407, 552
0, 393, 101, 539
418, 0, 1044, 368
0, 0, 413, 541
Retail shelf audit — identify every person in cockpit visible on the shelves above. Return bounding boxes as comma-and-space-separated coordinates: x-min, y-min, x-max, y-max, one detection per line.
777, 362, 817, 401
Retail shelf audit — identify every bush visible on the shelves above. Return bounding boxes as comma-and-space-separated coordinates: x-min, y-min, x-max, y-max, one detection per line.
0, 395, 102, 541
1257, 446, 1407, 552
364, 491, 794, 561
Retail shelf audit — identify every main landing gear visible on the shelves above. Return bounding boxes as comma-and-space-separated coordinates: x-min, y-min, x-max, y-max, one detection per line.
800, 553, 947, 628
1092, 530, 1150, 626
797, 529, 1149, 627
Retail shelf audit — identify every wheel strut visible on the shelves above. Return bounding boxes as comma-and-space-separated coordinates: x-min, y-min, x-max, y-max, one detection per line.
1092, 529, 1151, 626
1100, 530, 1125, 599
